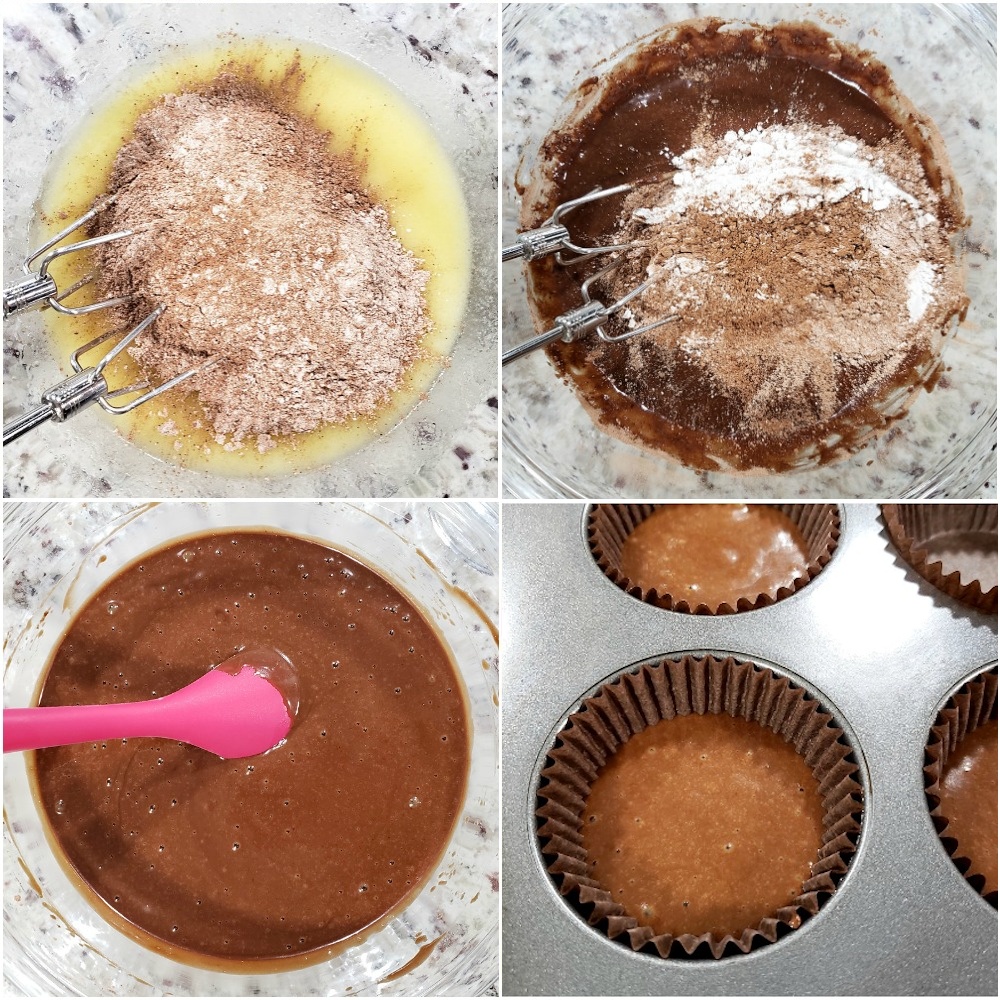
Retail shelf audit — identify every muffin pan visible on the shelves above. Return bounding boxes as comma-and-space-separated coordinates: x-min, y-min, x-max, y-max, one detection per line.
502, 502, 997, 995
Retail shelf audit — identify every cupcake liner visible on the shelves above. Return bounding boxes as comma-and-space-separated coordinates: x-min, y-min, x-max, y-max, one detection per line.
924, 666, 998, 906
536, 654, 863, 959
882, 504, 998, 613
588, 504, 840, 614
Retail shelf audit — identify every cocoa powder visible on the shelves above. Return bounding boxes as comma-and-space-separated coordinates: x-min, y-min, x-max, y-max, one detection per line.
600, 124, 965, 433
94, 76, 430, 452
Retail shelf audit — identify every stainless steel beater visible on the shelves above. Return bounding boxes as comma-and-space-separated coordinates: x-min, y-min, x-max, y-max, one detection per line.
3, 203, 215, 445
502, 183, 635, 265
3, 307, 216, 446
503, 184, 680, 365
3, 196, 134, 319
503, 184, 681, 363
502, 257, 680, 366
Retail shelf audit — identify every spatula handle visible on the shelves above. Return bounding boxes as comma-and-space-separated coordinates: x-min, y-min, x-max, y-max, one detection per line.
3, 700, 166, 753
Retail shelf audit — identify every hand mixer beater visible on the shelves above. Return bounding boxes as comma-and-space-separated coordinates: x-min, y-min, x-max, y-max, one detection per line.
502, 184, 680, 366
3, 197, 213, 446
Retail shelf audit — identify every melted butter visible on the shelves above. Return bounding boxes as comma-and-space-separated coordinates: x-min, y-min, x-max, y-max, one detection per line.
36, 38, 470, 476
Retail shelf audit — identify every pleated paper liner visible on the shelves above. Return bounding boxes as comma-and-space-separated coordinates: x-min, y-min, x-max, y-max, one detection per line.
882, 504, 998, 613
587, 504, 840, 614
924, 666, 998, 906
535, 654, 863, 959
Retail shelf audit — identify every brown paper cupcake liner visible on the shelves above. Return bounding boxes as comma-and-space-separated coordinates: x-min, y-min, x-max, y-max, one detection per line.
882, 504, 998, 613
536, 654, 863, 959
924, 666, 998, 906
588, 504, 840, 614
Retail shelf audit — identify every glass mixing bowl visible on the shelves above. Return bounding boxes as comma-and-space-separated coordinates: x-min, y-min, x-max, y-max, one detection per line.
3, 501, 499, 996
3, 2, 497, 498
502, 2, 996, 499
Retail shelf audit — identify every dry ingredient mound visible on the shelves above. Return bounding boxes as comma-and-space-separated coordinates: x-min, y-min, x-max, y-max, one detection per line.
601, 122, 965, 440
94, 76, 430, 453
524, 19, 972, 473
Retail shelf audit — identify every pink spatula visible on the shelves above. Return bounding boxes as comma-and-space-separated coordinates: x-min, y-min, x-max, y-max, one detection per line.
3, 648, 298, 759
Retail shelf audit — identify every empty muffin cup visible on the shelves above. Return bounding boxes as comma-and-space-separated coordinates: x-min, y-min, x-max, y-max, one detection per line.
587, 504, 840, 614
882, 504, 998, 613
924, 666, 998, 906
535, 654, 863, 959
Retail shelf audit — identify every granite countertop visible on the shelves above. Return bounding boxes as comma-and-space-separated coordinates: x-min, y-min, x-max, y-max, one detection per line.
2, 2, 498, 500
501, 2, 997, 499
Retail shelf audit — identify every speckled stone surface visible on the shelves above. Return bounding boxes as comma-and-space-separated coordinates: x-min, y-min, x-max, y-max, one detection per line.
3, 500, 499, 996
3, 3, 499, 500
502, 3, 997, 499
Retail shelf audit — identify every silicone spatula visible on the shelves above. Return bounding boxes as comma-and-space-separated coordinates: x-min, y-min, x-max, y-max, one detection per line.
3, 648, 298, 759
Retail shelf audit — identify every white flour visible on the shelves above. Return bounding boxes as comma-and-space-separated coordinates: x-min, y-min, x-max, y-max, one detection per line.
636, 123, 935, 225
906, 260, 937, 322
633, 122, 941, 326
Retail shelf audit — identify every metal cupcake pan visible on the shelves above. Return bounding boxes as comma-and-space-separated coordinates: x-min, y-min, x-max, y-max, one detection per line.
501, 502, 998, 996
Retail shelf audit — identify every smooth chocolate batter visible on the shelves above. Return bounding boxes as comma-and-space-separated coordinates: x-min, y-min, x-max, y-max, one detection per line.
618, 504, 809, 607
523, 20, 964, 471
582, 712, 825, 939
32, 531, 469, 967
938, 719, 998, 896
921, 531, 999, 592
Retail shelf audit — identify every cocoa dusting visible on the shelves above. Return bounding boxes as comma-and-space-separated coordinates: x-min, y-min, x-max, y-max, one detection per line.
523, 20, 968, 472
599, 123, 964, 441
95, 75, 430, 453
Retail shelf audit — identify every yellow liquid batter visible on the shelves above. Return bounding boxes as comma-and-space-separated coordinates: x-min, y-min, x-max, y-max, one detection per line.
35, 39, 471, 476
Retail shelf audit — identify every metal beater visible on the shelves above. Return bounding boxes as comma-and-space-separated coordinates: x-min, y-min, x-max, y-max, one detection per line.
3, 195, 134, 319
502, 183, 636, 265
3, 201, 214, 446
503, 185, 680, 365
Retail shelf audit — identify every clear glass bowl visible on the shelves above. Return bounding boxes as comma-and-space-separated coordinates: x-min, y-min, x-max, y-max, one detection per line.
3, 501, 499, 996
502, 2, 996, 499
3, 2, 497, 498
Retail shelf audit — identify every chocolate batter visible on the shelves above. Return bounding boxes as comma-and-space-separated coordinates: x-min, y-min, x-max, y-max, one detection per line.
921, 531, 999, 592
522, 20, 965, 471
618, 504, 809, 607
31, 531, 469, 967
938, 719, 998, 896
582, 712, 825, 939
